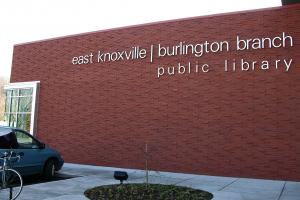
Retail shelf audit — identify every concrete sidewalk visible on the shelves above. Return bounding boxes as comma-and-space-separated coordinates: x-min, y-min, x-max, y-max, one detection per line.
3, 163, 300, 200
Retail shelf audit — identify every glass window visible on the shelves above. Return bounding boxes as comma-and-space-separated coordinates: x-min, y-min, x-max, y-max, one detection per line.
9, 114, 17, 127
3, 82, 39, 135
0, 135, 10, 149
4, 113, 9, 123
14, 131, 38, 149
5, 96, 11, 113
0, 132, 18, 149
4, 88, 33, 132
19, 88, 33, 96
18, 97, 32, 112
11, 89, 18, 97
6, 90, 12, 97
11, 97, 19, 113
16, 114, 31, 131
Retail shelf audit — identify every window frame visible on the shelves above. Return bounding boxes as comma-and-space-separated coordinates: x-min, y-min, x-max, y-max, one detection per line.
4, 81, 40, 136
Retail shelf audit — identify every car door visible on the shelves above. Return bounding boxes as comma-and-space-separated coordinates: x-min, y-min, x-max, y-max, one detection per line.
12, 130, 45, 176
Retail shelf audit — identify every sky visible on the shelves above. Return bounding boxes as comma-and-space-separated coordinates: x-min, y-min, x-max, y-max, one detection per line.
0, 0, 281, 78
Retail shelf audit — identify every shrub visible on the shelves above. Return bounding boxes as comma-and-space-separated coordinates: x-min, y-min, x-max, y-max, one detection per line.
85, 183, 213, 200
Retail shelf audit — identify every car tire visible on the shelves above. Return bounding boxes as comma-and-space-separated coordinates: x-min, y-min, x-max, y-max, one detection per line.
43, 159, 56, 180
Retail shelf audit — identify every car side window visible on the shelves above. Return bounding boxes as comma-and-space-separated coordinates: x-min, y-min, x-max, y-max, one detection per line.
14, 130, 38, 149
0, 132, 18, 149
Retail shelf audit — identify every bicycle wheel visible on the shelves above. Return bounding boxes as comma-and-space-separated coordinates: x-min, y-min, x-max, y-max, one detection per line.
0, 169, 23, 200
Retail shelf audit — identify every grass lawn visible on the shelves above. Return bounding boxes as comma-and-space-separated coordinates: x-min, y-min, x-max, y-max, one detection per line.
85, 183, 213, 200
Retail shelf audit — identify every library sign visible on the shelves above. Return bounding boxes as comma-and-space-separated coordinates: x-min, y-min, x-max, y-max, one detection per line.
71, 32, 294, 78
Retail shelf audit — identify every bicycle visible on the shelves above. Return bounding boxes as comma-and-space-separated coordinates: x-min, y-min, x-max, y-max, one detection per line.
0, 151, 23, 200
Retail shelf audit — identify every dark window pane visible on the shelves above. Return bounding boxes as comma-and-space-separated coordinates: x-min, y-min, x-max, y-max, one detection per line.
0, 135, 10, 149
0, 133, 14, 149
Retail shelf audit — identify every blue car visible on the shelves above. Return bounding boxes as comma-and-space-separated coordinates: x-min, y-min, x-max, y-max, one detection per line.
0, 126, 64, 179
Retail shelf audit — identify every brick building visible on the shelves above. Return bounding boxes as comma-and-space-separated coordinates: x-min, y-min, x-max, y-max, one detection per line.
8, 4, 300, 180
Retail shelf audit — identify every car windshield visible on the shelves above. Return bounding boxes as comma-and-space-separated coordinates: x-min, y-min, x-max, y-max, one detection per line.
0, 132, 19, 149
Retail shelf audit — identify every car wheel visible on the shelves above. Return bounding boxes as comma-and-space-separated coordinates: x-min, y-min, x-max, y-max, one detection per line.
43, 159, 56, 180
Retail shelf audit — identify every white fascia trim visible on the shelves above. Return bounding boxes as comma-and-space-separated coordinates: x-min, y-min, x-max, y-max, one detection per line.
4, 81, 40, 90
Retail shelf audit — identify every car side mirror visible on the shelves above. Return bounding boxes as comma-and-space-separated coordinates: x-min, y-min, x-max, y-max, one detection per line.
39, 143, 46, 149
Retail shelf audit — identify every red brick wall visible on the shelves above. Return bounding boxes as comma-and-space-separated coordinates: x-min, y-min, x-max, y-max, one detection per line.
11, 5, 300, 180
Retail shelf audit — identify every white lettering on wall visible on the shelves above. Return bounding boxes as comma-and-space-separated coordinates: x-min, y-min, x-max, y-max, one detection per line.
236, 32, 293, 51
70, 32, 295, 78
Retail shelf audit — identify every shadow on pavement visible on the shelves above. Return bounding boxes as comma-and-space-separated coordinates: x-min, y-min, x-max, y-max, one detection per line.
22, 173, 80, 186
